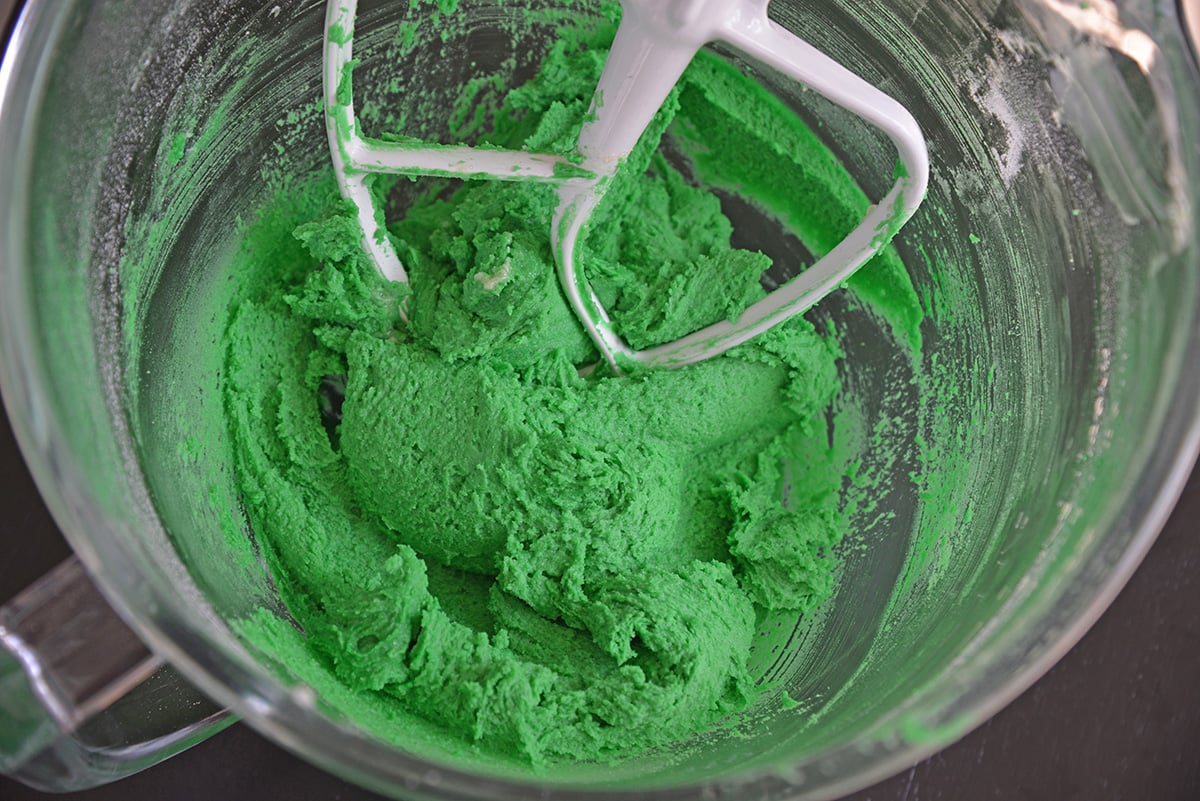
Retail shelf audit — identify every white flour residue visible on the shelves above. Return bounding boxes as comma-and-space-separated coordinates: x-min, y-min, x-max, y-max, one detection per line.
969, 43, 1054, 191
979, 77, 1027, 187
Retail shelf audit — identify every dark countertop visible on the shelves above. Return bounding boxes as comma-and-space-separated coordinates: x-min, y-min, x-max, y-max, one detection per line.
2, 1, 1198, 799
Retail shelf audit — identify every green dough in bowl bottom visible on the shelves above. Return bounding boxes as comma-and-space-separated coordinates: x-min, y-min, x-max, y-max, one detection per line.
165, 22, 923, 773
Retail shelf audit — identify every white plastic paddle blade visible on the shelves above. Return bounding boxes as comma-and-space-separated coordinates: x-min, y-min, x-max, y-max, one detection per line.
322, 0, 590, 286
554, 0, 930, 371
323, 0, 929, 371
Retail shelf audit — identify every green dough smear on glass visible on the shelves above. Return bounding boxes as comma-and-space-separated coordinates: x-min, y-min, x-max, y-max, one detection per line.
225, 24, 912, 768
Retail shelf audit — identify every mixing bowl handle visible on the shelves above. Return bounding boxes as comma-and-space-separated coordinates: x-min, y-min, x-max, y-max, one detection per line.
0, 556, 232, 791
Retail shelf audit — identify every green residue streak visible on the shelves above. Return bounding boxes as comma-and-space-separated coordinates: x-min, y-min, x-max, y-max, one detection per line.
220, 18, 921, 771
167, 132, 187, 165
551, 160, 593, 180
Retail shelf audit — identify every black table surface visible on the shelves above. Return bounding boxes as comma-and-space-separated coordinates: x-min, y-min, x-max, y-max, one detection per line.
2, 2, 1199, 799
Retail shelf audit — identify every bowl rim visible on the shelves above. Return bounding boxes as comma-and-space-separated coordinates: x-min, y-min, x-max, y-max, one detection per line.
1, 1, 1198, 799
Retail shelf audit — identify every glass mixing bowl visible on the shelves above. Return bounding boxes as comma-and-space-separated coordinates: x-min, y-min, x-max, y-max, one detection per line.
1, 0, 1197, 799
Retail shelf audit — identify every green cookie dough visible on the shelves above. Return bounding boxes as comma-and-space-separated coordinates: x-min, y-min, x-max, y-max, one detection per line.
224, 22, 900, 768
